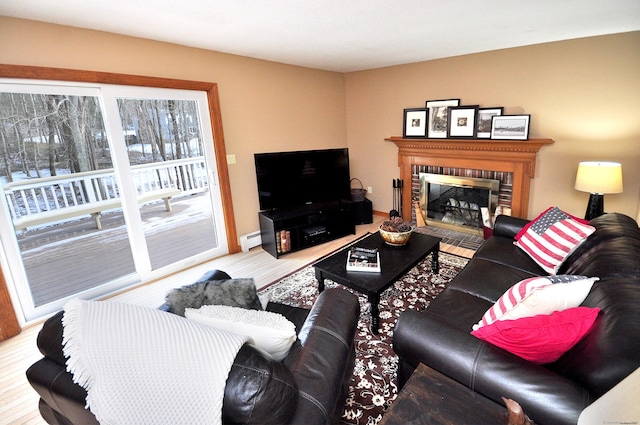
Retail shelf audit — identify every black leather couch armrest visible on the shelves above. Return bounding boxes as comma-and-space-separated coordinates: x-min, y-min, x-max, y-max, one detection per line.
394, 310, 590, 425
285, 288, 360, 425
26, 358, 99, 425
36, 311, 67, 366
492, 215, 530, 239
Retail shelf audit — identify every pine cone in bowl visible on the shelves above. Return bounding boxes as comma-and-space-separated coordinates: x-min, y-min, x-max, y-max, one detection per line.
379, 217, 414, 246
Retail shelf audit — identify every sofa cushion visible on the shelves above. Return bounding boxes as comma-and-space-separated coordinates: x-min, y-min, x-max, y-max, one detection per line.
549, 278, 640, 397
447, 258, 542, 303
224, 344, 298, 424
185, 305, 297, 361
473, 237, 545, 276
471, 307, 600, 364
514, 206, 595, 274
559, 213, 640, 278
165, 277, 262, 316
473, 275, 598, 331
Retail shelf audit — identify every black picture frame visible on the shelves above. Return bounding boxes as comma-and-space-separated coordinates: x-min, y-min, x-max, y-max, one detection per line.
490, 115, 531, 140
476, 107, 504, 139
447, 105, 479, 139
403, 108, 428, 138
425, 98, 460, 138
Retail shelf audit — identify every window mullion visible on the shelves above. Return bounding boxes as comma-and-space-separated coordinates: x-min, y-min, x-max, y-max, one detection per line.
98, 87, 152, 275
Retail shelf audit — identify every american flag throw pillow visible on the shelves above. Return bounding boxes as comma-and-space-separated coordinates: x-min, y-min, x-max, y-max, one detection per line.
514, 207, 595, 274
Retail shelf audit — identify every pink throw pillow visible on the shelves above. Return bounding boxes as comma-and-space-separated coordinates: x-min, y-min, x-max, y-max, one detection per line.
471, 307, 600, 364
472, 275, 598, 331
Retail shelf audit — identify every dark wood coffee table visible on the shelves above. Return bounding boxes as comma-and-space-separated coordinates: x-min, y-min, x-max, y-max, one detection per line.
314, 231, 440, 334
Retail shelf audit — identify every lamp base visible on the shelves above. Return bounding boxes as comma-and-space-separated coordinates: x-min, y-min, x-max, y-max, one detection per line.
584, 193, 604, 221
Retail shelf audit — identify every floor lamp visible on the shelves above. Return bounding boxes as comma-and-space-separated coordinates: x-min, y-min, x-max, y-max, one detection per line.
574, 162, 623, 221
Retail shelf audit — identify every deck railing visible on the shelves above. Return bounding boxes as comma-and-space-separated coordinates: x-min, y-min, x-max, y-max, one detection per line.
3, 157, 209, 221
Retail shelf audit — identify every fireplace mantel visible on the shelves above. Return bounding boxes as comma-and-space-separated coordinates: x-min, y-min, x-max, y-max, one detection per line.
386, 137, 554, 219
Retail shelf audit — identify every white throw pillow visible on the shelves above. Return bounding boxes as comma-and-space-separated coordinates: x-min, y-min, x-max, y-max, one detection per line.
185, 305, 296, 361
472, 275, 598, 331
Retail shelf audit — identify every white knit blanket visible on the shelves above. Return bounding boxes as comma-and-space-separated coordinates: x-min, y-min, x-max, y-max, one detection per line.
62, 299, 247, 425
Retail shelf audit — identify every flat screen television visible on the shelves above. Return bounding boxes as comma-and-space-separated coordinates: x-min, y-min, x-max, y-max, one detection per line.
254, 148, 351, 211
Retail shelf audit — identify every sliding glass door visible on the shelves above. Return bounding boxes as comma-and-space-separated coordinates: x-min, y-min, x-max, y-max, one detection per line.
0, 81, 227, 321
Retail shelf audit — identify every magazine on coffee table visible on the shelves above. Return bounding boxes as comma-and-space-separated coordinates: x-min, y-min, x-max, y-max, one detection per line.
346, 247, 381, 272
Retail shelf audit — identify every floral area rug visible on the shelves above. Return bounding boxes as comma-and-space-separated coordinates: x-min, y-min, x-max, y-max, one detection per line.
259, 251, 468, 425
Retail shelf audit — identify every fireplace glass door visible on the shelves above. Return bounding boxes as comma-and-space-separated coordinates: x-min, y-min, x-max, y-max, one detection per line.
420, 173, 499, 230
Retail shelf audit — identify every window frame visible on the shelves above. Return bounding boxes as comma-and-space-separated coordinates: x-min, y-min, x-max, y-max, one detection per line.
0, 64, 239, 252
0, 64, 238, 329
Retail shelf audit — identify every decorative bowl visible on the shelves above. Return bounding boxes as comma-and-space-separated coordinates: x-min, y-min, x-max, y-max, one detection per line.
379, 225, 414, 246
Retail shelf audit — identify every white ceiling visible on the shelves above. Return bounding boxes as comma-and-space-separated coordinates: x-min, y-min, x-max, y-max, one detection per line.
2, 0, 639, 72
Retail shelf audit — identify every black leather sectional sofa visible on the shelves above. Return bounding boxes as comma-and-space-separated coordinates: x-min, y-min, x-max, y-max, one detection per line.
26, 276, 360, 425
393, 212, 640, 425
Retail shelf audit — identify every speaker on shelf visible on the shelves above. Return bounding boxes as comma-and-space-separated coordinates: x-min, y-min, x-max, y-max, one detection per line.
353, 198, 373, 224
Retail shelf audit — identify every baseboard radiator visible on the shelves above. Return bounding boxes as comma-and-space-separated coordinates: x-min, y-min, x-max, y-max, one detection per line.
240, 230, 262, 252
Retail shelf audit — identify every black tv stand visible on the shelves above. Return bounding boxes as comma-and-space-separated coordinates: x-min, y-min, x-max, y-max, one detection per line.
259, 200, 356, 258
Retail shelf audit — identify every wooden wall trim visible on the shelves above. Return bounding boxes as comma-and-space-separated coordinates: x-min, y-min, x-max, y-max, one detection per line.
0, 271, 20, 340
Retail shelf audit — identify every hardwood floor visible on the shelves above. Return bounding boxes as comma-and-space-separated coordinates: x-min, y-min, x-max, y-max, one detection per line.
0, 215, 474, 424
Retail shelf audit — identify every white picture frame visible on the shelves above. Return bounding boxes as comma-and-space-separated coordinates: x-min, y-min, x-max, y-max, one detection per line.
425, 98, 460, 138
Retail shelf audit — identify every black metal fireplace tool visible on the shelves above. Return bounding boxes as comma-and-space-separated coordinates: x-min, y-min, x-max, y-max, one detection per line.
390, 179, 403, 218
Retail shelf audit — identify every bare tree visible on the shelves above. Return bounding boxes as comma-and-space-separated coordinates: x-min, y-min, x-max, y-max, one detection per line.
167, 100, 183, 160
45, 95, 59, 176
0, 125, 14, 183
148, 100, 165, 161
1, 91, 205, 184
7, 94, 32, 177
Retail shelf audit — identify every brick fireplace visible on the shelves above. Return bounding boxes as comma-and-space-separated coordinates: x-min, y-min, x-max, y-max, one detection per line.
386, 137, 554, 224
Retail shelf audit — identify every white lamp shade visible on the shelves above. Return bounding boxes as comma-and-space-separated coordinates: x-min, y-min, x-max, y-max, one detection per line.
575, 162, 623, 194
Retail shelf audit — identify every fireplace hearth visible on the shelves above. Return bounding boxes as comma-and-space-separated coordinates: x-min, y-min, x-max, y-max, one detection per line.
420, 173, 499, 230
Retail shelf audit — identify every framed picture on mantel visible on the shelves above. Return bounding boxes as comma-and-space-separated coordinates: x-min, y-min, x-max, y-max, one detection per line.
491, 114, 531, 140
403, 108, 428, 138
447, 105, 479, 139
426, 98, 459, 138
476, 107, 503, 139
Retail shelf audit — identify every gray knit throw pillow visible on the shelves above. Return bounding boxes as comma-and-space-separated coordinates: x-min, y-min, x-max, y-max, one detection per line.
165, 278, 261, 316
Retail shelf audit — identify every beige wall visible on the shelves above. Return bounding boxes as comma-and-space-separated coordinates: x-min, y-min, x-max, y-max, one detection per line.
1, 17, 639, 236
0, 17, 347, 238
345, 32, 640, 220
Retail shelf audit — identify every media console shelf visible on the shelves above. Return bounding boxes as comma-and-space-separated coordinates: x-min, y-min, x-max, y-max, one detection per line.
259, 200, 356, 258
